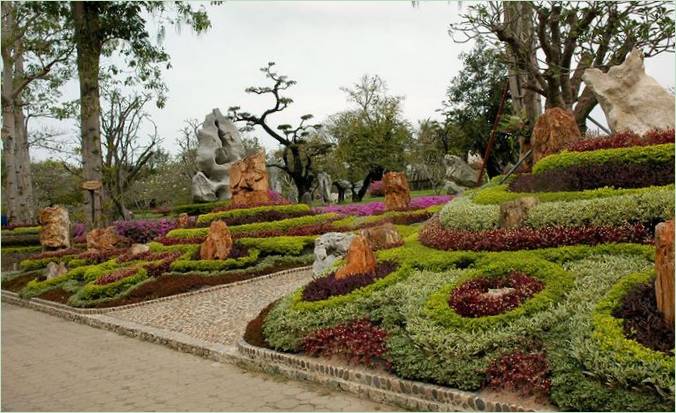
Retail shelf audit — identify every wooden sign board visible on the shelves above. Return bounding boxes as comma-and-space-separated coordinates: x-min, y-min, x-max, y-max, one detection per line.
81, 180, 102, 191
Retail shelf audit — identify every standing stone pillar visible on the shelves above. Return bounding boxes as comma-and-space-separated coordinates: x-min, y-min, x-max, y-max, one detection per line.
38, 206, 71, 249
655, 220, 674, 329
383, 172, 411, 211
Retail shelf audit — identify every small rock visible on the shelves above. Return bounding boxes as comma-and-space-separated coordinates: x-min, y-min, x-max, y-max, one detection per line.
499, 197, 539, 229
200, 220, 233, 260
312, 232, 356, 277
45, 261, 67, 280
359, 223, 403, 250
655, 220, 674, 329
86, 226, 122, 251
129, 243, 150, 256
531, 108, 582, 164
39, 206, 71, 249
335, 235, 377, 280
383, 172, 411, 211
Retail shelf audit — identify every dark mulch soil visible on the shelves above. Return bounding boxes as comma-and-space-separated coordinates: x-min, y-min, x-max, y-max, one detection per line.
612, 282, 674, 355
89, 261, 304, 308
302, 261, 399, 302
243, 299, 280, 349
37, 287, 71, 304
1, 271, 41, 292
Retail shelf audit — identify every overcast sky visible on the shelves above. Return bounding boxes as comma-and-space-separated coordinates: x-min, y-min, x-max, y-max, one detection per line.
32, 0, 676, 161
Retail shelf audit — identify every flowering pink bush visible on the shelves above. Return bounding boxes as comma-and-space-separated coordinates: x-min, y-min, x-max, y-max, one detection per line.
113, 218, 177, 243
368, 180, 385, 196
314, 195, 451, 216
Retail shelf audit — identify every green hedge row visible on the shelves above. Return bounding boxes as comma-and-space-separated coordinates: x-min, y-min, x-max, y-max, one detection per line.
532, 143, 674, 175
170, 249, 261, 272
1, 245, 43, 254
439, 187, 674, 231
236, 236, 315, 256
68, 267, 148, 306
171, 200, 230, 216
196, 204, 311, 226
166, 213, 339, 239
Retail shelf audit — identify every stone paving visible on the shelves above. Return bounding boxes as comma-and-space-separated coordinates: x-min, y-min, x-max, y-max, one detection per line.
107, 268, 313, 345
1, 303, 397, 412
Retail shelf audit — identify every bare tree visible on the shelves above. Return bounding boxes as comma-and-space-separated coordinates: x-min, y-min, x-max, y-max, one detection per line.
175, 118, 200, 181
100, 87, 160, 220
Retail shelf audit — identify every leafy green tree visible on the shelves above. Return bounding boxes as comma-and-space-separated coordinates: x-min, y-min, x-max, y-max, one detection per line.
327, 75, 412, 201
440, 40, 518, 177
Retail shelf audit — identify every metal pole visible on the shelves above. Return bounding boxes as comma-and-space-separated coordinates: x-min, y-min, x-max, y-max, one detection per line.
587, 115, 611, 134
476, 81, 510, 186
499, 149, 533, 184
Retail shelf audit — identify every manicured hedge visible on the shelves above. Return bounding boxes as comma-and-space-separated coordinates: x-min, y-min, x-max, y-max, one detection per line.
170, 200, 230, 216
510, 161, 674, 192
0, 245, 42, 254
236, 236, 315, 256
165, 213, 339, 239
439, 198, 500, 231
532, 143, 674, 175
196, 204, 312, 226
469, 183, 672, 205
68, 268, 148, 306
566, 129, 674, 152
1, 226, 41, 235
169, 249, 260, 272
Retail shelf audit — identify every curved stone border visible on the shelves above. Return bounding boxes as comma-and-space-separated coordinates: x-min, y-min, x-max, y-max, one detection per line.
1, 265, 312, 314
236, 340, 534, 412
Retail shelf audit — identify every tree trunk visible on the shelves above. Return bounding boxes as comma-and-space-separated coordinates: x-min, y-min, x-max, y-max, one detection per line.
72, 1, 105, 228
13, 39, 35, 224
1, 1, 19, 225
355, 167, 383, 202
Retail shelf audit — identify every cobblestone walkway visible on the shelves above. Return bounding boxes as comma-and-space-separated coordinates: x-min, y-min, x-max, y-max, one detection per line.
107, 268, 313, 345
1, 303, 396, 411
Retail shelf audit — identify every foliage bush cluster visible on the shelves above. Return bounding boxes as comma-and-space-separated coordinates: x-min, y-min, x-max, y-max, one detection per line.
302, 261, 398, 302
302, 319, 389, 368
196, 204, 311, 226
509, 161, 674, 192
420, 216, 651, 252
210, 191, 290, 213
169, 248, 260, 272
28, 248, 82, 260
314, 195, 451, 216
113, 218, 177, 243
449, 271, 544, 317
567, 129, 674, 152
170, 200, 230, 216
94, 267, 140, 285
485, 351, 551, 397
367, 180, 385, 196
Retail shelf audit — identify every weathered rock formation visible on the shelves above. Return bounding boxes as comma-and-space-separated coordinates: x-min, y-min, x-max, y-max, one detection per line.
383, 172, 411, 211
312, 232, 355, 277
359, 223, 403, 250
230, 151, 270, 206
200, 220, 233, 260
38, 206, 70, 249
86, 226, 123, 251
532, 108, 582, 164
176, 213, 190, 228
45, 261, 68, 280
129, 243, 150, 256
317, 172, 332, 204
443, 154, 483, 194
335, 235, 377, 280
655, 220, 674, 329
191, 109, 246, 202
499, 197, 540, 229
583, 49, 675, 135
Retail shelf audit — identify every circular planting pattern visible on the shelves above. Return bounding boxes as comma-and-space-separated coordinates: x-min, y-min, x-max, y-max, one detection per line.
301, 261, 398, 302
449, 271, 545, 318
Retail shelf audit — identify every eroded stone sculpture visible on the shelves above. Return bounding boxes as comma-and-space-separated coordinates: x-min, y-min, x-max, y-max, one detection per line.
531, 108, 582, 164
200, 220, 233, 260
312, 232, 355, 277
359, 223, 403, 251
335, 235, 377, 280
443, 154, 482, 193
191, 109, 246, 202
317, 172, 332, 204
499, 197, 539, 229
583, 49, 675, 135
39, 206, 70, 249
229, 150, 270, 206
86, 226, 124, 251
383, 172, 411, 211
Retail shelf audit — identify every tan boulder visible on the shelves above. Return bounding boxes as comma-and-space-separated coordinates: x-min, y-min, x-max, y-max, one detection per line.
86, 226, 122, 251
45, 261, 68, 280
499, 197, 540, 229
229, 150, 270, 206
38, 206, 71, 249
655, 220, 674, 329
335, 235, 377, 280
383, 172, 411, 211
531, 108, 582, 164
129, 243, 150, 256
359, 223, 403, 250
200, 220, 233, 260
176, 213, 190, 228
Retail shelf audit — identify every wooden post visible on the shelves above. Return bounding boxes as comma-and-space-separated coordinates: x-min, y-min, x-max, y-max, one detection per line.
655, 220, 674, 329
80, 180, 102, 229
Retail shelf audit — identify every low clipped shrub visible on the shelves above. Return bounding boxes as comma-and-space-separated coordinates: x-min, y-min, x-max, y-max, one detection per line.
449, 271, 544, 317
532, 143, 674, 175
510, 161, 674, 192
113, 218, 176, 243
567, 129, 674, 152
94, 267, 139, 285
302, 319, 389, 367
169, 248, 260, 272
171, 200, 230, 216
368, 180, 385, 196
420, 216, 652, 252
196, 204, 311, 226
237, 236, 315, 256
302, 261, 398, 302
69, 268, 148, 306
485, 351, 551, 397
27, 248, 82, 260
439, 198, 500, 231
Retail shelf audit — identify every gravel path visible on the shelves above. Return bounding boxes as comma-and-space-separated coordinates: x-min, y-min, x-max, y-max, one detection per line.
2, 303, 395, 412
107, 268, 313, 345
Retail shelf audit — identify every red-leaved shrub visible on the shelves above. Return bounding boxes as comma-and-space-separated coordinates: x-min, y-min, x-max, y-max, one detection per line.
94, 267, 139, 285
449, 272, 544, 317
485, 351, 551, 397
419, 216, 652, 252
28, 248, 82, 260
567, 129, 674, 152
76, 248, 127, 264
156, 236, 205, 245
302, 319, 390, 367
302, 261, 398, 301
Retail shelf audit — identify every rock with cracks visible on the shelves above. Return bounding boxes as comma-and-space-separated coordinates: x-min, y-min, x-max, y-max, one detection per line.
335, 235, 377, 280
383, 172, 411, 211
38, 206, 70, 249
312, 232, 356, 277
